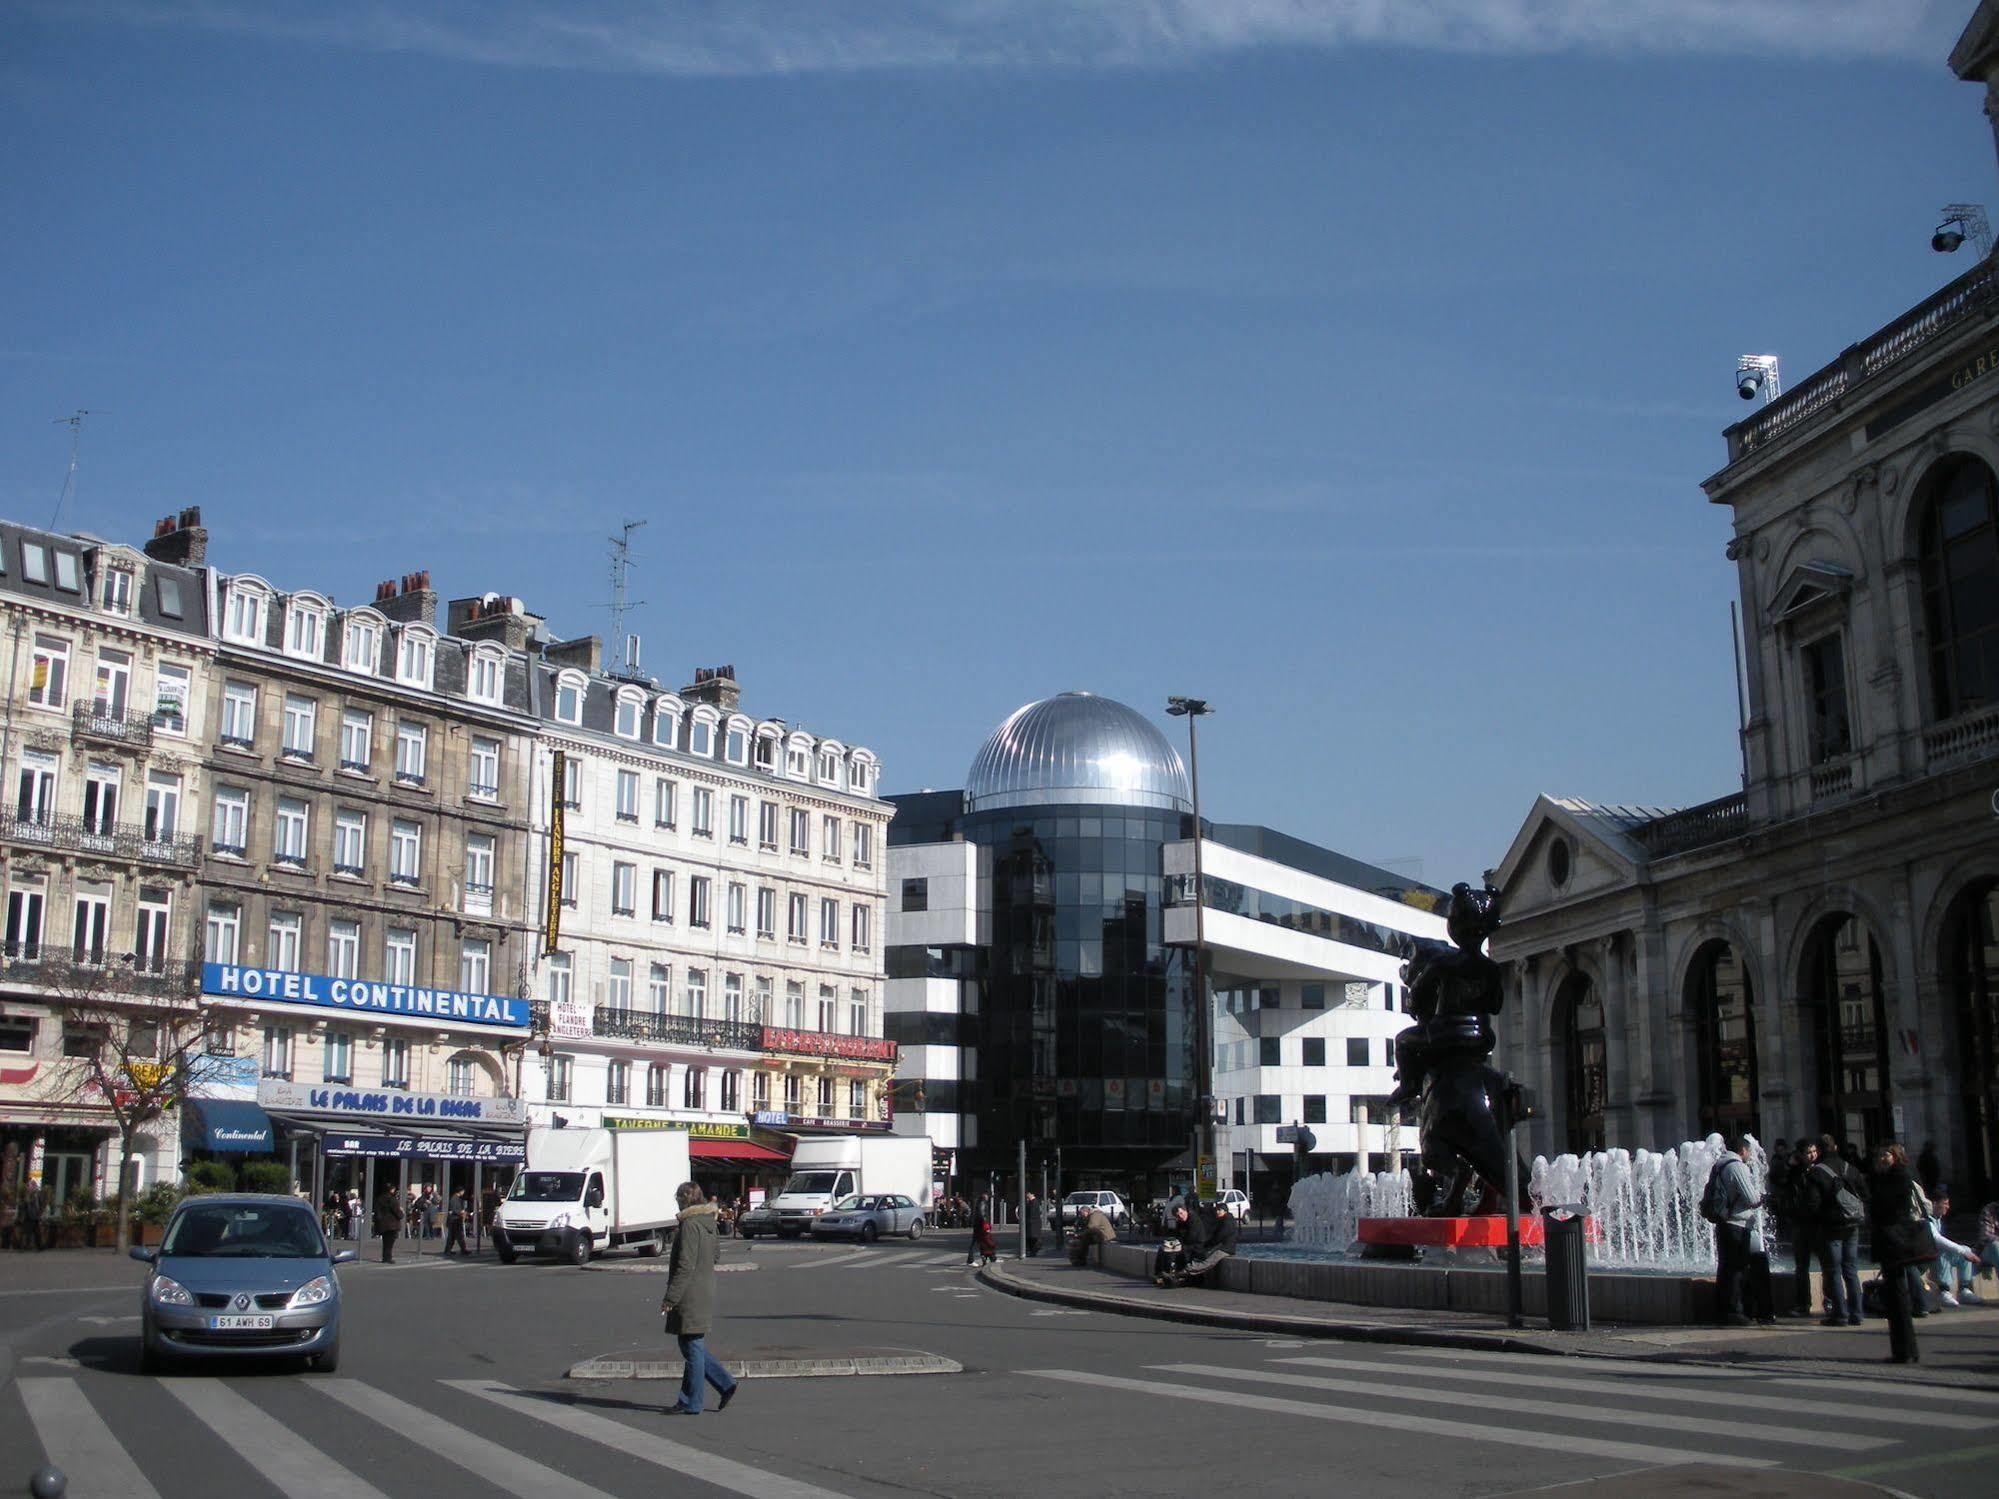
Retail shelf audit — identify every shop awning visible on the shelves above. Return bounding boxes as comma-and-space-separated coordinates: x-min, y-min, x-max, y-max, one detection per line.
182, 1099, 275, 1154
690, 1138, 789, 1164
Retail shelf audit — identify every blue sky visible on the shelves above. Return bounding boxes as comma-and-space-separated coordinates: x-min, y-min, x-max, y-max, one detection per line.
1, 2, 1987, 886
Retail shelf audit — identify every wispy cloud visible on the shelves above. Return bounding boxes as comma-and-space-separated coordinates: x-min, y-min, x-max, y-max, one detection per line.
66, 2, 1956, 76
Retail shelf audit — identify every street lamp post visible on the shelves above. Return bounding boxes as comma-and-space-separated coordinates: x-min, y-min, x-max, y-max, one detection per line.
1166, 696, 1213, 1200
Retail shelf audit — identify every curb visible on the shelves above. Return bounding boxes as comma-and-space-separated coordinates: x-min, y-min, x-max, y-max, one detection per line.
975, 1262, 1562, 1355
569, 1353, 961, 1380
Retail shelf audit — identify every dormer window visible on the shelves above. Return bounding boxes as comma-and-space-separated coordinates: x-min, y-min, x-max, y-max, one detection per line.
786, 742, 811, 778
554, 673, 585, 725
754, 732, 778, 771
467, 648, 504, 706
284, 599, 326, 661
817, 750, 841, 786
653, 705, 679, 750
689, 715, 715, 757
101, 568, 133, 616
342, 615, 381, 673
396, 627, 435, 689
725, 721, 750, 765
850, 757, 873, 794
223, 581, 268, 645
614, 692, 643, 740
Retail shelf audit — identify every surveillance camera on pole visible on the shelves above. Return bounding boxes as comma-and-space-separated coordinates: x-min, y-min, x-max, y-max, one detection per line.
1736, 354, 1781, 404
1932, 203, 1991, 257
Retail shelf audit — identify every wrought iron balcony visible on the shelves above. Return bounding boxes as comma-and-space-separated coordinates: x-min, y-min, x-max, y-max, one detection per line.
72, 700, 155, 748
0, 812, 203, 867
0, 948, 201, 996
595, 1008, 763, 1051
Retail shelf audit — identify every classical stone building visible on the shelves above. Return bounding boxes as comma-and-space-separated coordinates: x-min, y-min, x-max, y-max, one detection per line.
0, 511, 214, 1202
190, 546, 541, 1196
513, 631, 895, 1196
1488, 16, 1999, 1194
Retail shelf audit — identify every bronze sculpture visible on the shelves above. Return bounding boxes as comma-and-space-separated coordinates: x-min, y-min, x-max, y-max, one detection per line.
1385, 882, 1525, 1216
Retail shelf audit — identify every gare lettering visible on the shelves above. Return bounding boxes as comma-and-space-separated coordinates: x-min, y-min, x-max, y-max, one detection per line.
1951, 347, 1999, 391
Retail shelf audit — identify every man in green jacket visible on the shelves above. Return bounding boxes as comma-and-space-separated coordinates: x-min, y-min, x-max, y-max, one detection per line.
660, 1182, 738, 1415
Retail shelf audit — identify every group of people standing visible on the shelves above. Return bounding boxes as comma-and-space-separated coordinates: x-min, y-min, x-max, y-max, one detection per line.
365, 1182, 486, 1261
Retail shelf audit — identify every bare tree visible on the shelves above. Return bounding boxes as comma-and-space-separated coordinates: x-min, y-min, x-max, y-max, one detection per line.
29, 953, 219, 1252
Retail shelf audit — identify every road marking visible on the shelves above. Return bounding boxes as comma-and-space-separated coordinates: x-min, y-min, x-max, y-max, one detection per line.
315, 1380, 616, 1499
1030, 1310, 1088, 1317
1831, 1438, 1999, 1480
0, 1285, 136, 1298
791, 1249, 871, 1270
1273, 1356, 1993, 1432
1392, 1347, 1760, 1378
18, 1355, 81, 1369
77, 1315, 138, 1325
18, 1379, 164, 1499
832, 1249, 926, 1270
159, 1379, 390, 1499
1769, 1375, 1999, 1407
1156, 1364, 1884, 1452
447, 1381, 855, 1499
1021, 1370, 1771, 1469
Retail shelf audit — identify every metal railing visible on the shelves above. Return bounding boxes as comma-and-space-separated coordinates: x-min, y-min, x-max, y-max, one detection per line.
595, 1008, 763, 1051
0, 949, 201, 995
1725, 256, 1999, 465
0, 812, 203, 867
1630, 793, 1749, 858
72, 701, 155, 748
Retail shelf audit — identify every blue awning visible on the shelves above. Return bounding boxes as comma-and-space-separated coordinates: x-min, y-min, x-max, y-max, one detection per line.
182, 1098, 274, 1154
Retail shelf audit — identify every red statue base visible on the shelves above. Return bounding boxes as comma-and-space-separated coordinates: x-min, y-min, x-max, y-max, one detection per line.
1358, 1215, 1545, 1248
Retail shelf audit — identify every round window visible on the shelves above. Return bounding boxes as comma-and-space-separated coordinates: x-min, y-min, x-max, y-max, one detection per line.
1547, 838, 1572, 888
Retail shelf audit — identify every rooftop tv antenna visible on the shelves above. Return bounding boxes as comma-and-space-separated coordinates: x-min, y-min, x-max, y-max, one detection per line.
607, 518, 648, 676
50, 409, 103, 531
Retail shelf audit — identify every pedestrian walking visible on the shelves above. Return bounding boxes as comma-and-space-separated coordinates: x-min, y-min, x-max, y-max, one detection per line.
1867, 1140, 1936, 1364
1023, 1191, 1042, 1257
1705, 1133, 1767, 1326
445, 1189, 471, 1255
1800, 1135, 1866, 1326
660, 1182, 738, 1416
373, 1183, 404, 1263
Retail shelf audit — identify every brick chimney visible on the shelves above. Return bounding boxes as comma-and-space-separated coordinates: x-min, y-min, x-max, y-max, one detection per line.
682, 664, 741, 712
545, 635, 602, 674
447, 592, 542, 653
374, 570, 437, 628
141, 506, 207, 568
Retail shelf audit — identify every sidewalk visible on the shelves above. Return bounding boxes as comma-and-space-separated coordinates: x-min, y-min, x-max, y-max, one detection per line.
980, 1254, 1999, 1386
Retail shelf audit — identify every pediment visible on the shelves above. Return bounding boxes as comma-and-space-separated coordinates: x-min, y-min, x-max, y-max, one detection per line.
1490, 794, 1654, 919
1768, 561, 1854, 627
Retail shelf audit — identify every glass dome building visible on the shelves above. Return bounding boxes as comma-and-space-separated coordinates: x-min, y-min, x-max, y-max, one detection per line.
889, 692, 1201, 1187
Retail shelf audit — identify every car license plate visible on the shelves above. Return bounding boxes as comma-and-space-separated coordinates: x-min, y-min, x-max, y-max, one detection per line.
208, 1314, 275, 1330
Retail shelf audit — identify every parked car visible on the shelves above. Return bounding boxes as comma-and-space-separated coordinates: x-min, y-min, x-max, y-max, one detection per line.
811, 1193, 927, 1242
1217, 1189, 1251, 1220
133, 1194, 354, 1373
736, 1204, 778, 1239
1058, 1190, 1131, 1229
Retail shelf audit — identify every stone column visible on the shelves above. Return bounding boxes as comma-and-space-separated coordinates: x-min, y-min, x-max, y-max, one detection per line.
1630, 919, 1678, 1147
1599, 934, 1637, 1148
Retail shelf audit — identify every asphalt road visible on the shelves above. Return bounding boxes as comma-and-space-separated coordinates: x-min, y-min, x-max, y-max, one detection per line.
4, 1234, 1996, 1499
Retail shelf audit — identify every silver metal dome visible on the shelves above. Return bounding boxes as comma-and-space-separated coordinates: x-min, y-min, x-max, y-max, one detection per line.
963, 692, 1191, 814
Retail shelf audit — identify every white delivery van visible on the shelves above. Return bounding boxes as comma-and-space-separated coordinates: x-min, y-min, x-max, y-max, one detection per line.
747, 1134, 932, 1239
494, 1127, 689, 1266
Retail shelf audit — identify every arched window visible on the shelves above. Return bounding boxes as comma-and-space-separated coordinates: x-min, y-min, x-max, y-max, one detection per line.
1688, 941, 1759, 1140
1918, 456, 1999, 720
1805, 914, 1893, 1152
1946, 881, 1999, 1198
1555, 974, 1605, 1155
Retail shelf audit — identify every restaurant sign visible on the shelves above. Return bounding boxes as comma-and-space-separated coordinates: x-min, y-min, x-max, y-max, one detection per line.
259, 1079, 529, 1126
323, 1134, 526, 1163
204, 963, 531, 1030
601, 1117, 749, 1139
759, 1026, 895, 1063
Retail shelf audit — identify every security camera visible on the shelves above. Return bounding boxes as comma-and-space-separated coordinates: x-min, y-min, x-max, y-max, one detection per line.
1934, 224, 1966, 254
1737, 374, 1761, 400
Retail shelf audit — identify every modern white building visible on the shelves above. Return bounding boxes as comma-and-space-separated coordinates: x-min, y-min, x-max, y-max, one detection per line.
886, 691, 1445, 1209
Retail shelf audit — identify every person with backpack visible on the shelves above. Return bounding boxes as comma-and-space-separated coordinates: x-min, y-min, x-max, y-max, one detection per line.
1867, 1139, 1936, 1364
1703, 1134, 1770, 1326
1776, 1141, 1816, 1317
1800, 1135, 1867, 1325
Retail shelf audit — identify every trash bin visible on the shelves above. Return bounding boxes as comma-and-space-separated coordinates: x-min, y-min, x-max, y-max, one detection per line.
1543, 1205, 1589, 1331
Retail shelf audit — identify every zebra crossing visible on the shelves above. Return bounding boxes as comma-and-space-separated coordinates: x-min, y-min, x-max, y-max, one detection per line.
14, 1371, 867, 1499
764, 1249, 969, 1273
1020, 1344, 1999, 1477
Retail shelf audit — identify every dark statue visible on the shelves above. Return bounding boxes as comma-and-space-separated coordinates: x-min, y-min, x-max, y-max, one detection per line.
1385, 882, 1526, 1217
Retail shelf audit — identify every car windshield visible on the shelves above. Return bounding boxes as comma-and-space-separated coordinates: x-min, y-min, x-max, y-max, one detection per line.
508, 1172, 586, 1202
161, 1203, 325, 1259
1063, 1193, 1097, 1206
784, 1172, 841, 1195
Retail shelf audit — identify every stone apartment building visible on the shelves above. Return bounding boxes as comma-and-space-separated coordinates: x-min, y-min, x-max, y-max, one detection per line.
187, 526, 541, 1193
0, 511, 214, 1204
511, 621, 895, 1192
1487, 13, 1999, 1194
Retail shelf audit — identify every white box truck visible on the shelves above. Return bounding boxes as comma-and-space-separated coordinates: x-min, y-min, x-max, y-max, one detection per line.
494, 1126, 688, 1266
746, 1134, 932, 1239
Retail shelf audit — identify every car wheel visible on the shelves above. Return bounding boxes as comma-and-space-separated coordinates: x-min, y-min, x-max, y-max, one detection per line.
861, 1221, 879, 1244
309, 1338, 340, 1374
569, 1232, 592, 1267
908, 1218, 925, 1241
494, 1243, 517, 1264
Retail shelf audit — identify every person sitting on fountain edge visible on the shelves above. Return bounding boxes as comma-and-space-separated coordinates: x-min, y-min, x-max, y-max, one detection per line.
1180, 1200, 1239, 1285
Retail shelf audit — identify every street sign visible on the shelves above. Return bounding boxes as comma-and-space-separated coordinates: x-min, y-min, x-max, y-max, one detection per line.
1275, 1124, 1301, 1144
1195, 1154, 1218, 1195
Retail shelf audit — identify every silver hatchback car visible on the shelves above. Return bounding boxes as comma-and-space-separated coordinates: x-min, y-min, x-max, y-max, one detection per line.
811, 1193, 926, 1242
133, 1194, 355, 1373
